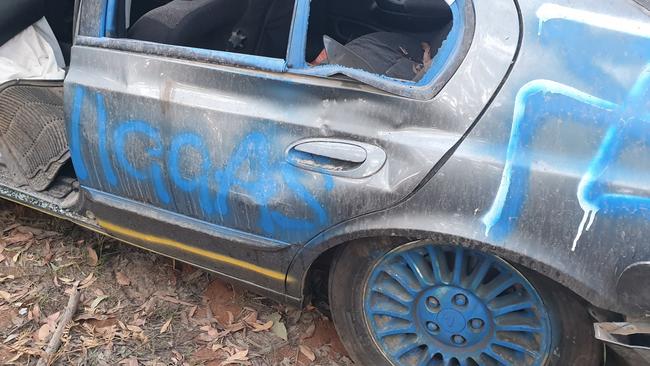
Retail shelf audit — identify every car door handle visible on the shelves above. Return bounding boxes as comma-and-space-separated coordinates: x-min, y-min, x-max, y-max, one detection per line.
286, 139, 386, 178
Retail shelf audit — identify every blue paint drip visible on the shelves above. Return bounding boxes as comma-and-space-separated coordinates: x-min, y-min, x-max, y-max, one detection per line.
484, 65, 650, 245
168, 133, 213, 215
95, 93, 118, 186
69, 86, 88, 180
482, 80, 618, 239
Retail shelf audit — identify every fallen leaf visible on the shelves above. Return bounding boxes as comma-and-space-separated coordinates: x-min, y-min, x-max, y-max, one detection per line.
251, 320, 273, 332
87, 246, 99, 266
75, 313, 115, 321
127, 324, 143, 333
42, 240, 53, 264
160, 317, 173, 334
0, 290, 12, 301
116, 272, 130, 286
156, 294, 195, 307
188, 305, 197, 318
299, 345, 316, 362
36, 324, 50, 341
79, 273, 96, 289
59, 277, 74, 284
119, 357, 138, 366
303, 322, 316, 339
224, 322, 245, 333
44, 311, 61, 329
2, 223, 19, 234
269, 313, 287, 341
3, 232, 33, 245
221, 349, 248, 365
17, 225, 43, 236
32, 303, 41, 319
0, 275, 15, 283
7, 352, 23, 363
90, 295, 109, 310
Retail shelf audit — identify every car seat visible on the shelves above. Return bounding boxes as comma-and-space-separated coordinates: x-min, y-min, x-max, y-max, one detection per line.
226, 0, 295, 58
128, 0, 247, 49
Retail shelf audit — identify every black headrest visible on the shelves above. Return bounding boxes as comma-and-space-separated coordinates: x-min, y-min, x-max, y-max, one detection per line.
128, 0, 246, 47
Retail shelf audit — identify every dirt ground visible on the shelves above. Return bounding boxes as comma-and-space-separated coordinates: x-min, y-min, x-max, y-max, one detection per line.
0, 200, 353, 366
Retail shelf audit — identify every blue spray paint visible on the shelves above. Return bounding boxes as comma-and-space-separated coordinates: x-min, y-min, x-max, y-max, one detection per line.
113, 121, 171, 204
483, 5, 650, 250
168, 133, 213, 214
69, 86, 88, 180
72, 87, 333, 241
214, 132, 333, 236
96, 93, 118, 186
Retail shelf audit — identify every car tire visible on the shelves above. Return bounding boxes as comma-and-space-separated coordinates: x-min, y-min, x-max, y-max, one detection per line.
329, 239, 602, 366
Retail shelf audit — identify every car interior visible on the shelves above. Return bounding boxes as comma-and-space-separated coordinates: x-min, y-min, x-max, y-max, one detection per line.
126, 0, 297, 59
123, 0, 454, 81
1, 0, 454, 80
306, 0, 453, 81
0, 0, 455, 207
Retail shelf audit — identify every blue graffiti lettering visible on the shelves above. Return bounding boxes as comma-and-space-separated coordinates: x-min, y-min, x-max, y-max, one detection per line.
483, 4, 650, 250
96, 93, 117, 186
113, 121, 171, 204
71, 91, 333, 241
214, 132, 277, 231
168, 133, 214, 215
69, 86, 88, 180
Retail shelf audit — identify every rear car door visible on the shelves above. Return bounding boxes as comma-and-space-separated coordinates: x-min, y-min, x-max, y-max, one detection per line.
65, 0, 519, 295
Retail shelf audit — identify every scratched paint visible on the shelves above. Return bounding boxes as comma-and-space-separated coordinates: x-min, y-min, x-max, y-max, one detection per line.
483, 4, 650, 249
69, 87, 333, 243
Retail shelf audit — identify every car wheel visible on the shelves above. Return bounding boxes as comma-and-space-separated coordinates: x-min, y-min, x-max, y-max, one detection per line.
329, 239, 602, 365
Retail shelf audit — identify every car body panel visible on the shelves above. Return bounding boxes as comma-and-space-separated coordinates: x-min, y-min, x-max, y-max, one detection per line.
291, 0, 650, 315
62, 0, 519, 297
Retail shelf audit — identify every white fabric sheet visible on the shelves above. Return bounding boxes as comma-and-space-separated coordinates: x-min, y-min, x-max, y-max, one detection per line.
0, 17, 65, 84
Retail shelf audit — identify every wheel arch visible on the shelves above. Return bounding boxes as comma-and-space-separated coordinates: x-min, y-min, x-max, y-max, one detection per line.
288, 226, 606, 314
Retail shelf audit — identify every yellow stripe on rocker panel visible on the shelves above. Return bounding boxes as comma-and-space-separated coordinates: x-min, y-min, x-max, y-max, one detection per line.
97, 219, 292, 282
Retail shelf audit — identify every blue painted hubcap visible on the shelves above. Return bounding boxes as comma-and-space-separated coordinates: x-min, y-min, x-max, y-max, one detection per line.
364, 245, 551, 365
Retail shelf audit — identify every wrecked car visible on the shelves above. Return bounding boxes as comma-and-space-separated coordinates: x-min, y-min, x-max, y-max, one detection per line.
0, 0, 649, 364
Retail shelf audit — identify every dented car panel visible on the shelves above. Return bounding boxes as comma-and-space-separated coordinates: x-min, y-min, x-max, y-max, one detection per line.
290, 0, 650, 317
63, 0, 518, 298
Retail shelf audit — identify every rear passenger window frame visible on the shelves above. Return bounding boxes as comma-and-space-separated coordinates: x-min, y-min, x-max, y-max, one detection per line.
287, 0, 475, 100
75, 0, 474, 100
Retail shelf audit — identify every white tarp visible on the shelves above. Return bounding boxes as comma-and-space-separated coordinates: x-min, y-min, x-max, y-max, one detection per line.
0, 17, 65, 84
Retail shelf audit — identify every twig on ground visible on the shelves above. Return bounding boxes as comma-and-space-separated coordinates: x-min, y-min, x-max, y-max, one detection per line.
36, 282, 82, 366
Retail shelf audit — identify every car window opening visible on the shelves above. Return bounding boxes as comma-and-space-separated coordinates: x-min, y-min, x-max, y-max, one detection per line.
306, 0, 454, 83
122, 0, 296, 59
